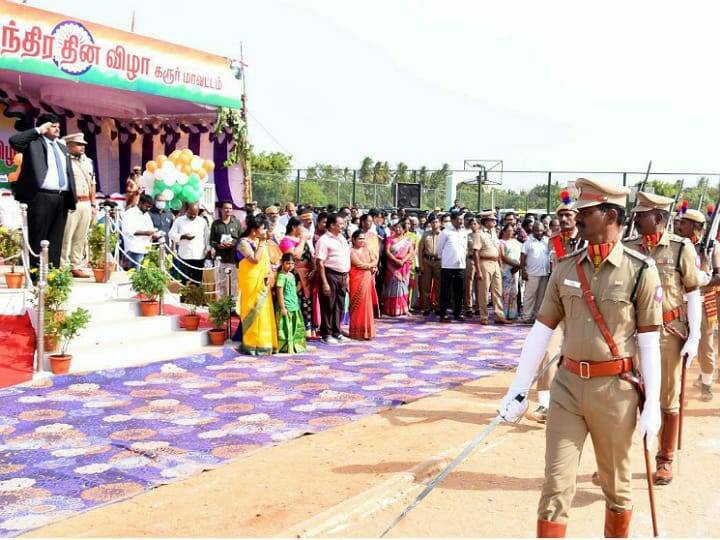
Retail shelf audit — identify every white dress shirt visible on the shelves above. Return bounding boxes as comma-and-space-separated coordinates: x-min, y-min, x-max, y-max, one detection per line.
169, 215, 210, 260
122, 206, 155, 254
315, 231, 351, 273
437, 225, 469, 269
40, 136, 69, 191
521, 235, 550, 276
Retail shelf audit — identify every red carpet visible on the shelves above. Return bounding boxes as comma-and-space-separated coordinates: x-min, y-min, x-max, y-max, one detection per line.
0, 313, 35, 388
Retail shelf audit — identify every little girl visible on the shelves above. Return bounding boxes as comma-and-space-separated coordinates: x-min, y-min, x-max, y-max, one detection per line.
275, 253, 308, 353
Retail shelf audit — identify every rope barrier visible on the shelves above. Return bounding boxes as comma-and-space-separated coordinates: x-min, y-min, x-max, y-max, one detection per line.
19, 227, 40, 258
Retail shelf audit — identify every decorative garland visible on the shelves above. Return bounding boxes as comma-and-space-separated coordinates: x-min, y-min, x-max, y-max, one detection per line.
213, 106, 252, 202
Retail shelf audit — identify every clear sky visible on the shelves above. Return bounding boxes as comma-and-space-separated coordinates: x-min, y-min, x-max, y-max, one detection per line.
23, 0, 720, 188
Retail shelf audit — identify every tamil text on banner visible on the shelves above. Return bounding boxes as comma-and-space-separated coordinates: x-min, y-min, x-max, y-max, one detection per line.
0, 0, 243, 109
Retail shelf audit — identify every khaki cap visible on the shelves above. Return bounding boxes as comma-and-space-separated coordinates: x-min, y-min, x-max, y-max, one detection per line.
555, 203, 577, 215
477, 210, 496, 220
681, 209, 706, 224
63, 132, 88, 145
572, 178, 630, 210
632, 191, 674, 213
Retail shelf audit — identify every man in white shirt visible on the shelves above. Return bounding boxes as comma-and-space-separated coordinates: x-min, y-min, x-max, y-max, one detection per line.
265, 205, 285, 242
122, 194, 158, 268
520, 221, 550, 322
436, 211, 469, 322
169, 201, 210, 285
315, 214, 351, 344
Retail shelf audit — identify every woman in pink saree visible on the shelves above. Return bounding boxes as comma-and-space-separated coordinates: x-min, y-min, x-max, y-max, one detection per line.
382, 221, 415, 316
279, 217, 316, 338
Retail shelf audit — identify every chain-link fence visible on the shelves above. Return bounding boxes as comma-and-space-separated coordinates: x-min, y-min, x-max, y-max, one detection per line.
250, 168, 720, 214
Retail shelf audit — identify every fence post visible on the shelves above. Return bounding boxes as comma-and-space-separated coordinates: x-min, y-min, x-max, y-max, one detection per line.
103, 209, 111, 283
295, 169, 301, 204
546, 171, 552, 214
622, 172, 627, 187
35, 240, 49, 374
336, 179, 340, 208
158, 232, 166, 316
351, 170, 357, 207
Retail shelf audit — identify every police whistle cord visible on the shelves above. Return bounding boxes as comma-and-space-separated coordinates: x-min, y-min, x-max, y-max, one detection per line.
378, 354, 559, 538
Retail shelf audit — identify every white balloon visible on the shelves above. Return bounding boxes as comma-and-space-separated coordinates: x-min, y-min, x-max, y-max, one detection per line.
154, 168, 165, 181
164, 174, 176, 187
177, 174, 189, 185
162, 160, 175, 172
141, 170, 155, 183
190, 157, 202, 171
162, 189, 174, 201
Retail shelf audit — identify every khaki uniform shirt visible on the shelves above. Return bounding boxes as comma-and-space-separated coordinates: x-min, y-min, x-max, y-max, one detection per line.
69, 154, 95, 198
538, 242, 663, 361
624, 232, 700, 335
467, 231, 482, 262
420, 230, 440, 260
474, 228, 499, 258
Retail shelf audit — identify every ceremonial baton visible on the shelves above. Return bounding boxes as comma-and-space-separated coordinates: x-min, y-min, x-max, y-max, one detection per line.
678, 354, 688, 450
379, 354, 559, 538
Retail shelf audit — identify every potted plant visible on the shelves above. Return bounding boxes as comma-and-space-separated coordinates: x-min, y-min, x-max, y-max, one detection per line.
46, 307, 91, 374
207, 294, 233, 345
0, 227, 24, 288
88, 223, 117, 282
179, 283, 206, 331
129, 262, 169, 316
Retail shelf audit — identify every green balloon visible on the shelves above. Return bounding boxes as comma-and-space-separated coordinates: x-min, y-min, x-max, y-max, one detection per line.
181, 184, 196, 201
187, 173, 199, 185
169, 198, 182, 211
172, 182, 183, 195
153, 180, 168, 193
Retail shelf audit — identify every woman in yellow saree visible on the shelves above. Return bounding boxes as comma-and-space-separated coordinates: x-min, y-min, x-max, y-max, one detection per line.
236, 215, 278, 355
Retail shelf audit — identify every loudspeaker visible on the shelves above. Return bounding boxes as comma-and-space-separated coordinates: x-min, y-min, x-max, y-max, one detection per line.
395, 183, 421, 209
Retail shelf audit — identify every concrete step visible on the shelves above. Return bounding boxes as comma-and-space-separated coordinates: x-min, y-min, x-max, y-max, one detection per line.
71, 312, 183, 348
43, 329, 214, 373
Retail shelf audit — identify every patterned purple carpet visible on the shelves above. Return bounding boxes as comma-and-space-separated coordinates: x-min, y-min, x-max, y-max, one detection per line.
0, 317, 528, 536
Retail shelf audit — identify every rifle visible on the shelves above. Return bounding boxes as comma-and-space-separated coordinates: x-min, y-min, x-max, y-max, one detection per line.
624, 160, 653, 240
666, 179, 685, 233
697, 177, 709, 210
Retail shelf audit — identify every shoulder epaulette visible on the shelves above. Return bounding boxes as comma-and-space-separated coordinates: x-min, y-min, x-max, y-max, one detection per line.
558, 247, 585, 262
623, 245, 655, 267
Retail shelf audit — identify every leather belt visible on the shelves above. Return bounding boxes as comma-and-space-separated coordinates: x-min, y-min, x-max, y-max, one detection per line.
76, 195, 91, 202
663, 307, 682, 324
38, 188, 68, 195
479, 256, 498, 261
424, 255, 440, 261
561, 356, 634, 379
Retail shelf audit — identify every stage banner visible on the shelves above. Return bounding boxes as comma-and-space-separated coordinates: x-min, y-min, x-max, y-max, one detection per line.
0, 113, 19, 190
0, 0, 244, 109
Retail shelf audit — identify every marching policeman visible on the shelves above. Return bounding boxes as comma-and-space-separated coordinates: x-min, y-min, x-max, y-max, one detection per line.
500, 178, 663, 537
624, 192, 701, 485
531, 199, 588, 423
674, 207, 720, 402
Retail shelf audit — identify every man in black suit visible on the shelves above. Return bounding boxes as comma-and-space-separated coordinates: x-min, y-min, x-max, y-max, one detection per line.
9, 113, 77, 269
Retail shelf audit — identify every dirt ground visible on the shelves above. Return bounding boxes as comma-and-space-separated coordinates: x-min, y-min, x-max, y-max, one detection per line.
26, 364, 720, 538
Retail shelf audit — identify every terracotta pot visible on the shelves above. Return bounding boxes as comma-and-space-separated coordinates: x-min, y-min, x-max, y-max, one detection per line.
182, 314, 200, 331
4, 271, 24, 289
44, 335, 59, 353
92, 268, 106, 283
107, 261, 117, 272
208, 328, 227, 345
139, 300, 160, 317
49, 354, 71, 374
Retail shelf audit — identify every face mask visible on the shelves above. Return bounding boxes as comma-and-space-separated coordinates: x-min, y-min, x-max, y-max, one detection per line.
155, 201, 166, 210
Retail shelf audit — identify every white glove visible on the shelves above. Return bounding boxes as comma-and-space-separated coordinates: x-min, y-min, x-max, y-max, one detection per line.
699, 270, 712, 287
499, 321, 554, 422
681, 289, 702, 367
637, 331, 661, 448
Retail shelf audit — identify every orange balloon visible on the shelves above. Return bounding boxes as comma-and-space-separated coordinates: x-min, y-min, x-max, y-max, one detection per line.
181, 164, 192, 175
197, 168, 207, 180
145, 160, 158, 173
168, 150, 181, 161
156, 154, 167, 165
202, 160, 215, 172
13, 153, 22, 166
178, 153, 191, 165
181, 148, 193, 158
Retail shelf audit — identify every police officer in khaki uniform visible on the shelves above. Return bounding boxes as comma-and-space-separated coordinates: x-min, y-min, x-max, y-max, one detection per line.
500, 178, 663, 537
60, 132, 95, 278
675, 208, 720, 402
531, 201, 588, 423
419, 214, 442, 316
464, 215, 483, 316
624, 191, 701, 485
474, 211, 508, 324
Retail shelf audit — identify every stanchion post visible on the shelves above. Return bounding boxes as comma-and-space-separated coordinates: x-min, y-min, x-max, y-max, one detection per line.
35, 240, 50, 374
214, 256, 222, 301
225, 268, 232, 338
158, 232, 166, 316
103, 209, 111, 283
